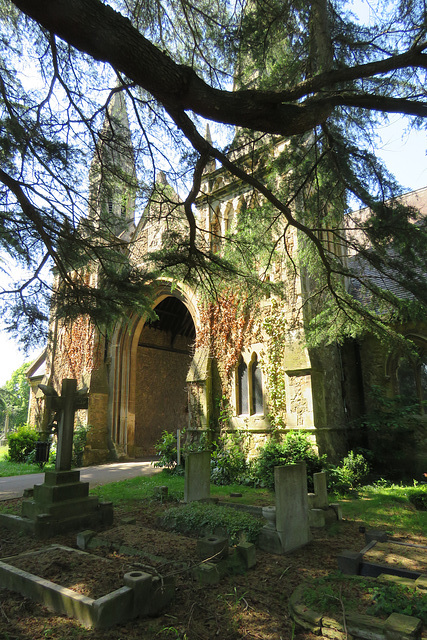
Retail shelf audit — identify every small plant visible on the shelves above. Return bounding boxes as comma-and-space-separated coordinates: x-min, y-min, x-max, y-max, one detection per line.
6, 425, 38, 463
367, 581, 427, 623
154, 430, 179, 471
210, 431, 250, 486
327, 451, 370, 494
303, 573, 427, 623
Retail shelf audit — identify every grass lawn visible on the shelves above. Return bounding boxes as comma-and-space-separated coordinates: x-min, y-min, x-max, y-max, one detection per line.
0, 444, 54, 477
338, 482, 427, 537
90, 470, 275, 507
90, 470, 427, 537
1, 452, 426, 538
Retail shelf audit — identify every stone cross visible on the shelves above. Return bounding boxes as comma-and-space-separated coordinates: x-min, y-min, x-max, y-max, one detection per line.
39, 379, 88, 471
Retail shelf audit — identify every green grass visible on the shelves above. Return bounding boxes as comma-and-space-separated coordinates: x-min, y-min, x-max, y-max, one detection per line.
92, 472, 427, 537
90, 470, 274, 506
338, 482, 427, 537
1, 451, 426, 539
0, 445, 54, 476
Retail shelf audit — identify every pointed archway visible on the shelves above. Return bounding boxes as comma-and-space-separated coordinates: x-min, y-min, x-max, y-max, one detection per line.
133, 296, 196, 455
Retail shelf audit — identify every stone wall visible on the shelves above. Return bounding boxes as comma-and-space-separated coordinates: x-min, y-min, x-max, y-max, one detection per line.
134, 326, 193, 456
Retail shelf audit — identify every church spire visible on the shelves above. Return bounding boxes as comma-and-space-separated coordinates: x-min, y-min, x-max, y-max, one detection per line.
203, 124, 216, 174
88, 87, 137, 239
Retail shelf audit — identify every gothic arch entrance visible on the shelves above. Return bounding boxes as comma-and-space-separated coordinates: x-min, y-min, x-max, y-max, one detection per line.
109, 291, 197, 458
133, 296, 196, 455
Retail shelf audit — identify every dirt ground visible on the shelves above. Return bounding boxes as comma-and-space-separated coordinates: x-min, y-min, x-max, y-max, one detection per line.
0, 498, 426, 640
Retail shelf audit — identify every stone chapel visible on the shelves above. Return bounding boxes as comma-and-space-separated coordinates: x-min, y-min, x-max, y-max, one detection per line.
26, 91, 427, 477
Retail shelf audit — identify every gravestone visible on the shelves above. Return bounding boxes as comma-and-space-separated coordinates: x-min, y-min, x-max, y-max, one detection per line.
0, 379, 113, 537
312, 471, 328, 509
258, 462, 311, 554
184, 451, 211, 503
275, 462, 311, 552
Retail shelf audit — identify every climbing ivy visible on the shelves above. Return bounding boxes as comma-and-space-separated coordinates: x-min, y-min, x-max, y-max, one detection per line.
261, 298, 287, 430
197, 290, 255, 386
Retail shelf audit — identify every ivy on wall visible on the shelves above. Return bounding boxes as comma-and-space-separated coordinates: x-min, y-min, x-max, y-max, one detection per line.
197, 290, 255, 387
57, 315, 101, 381
261, 298, 287, 431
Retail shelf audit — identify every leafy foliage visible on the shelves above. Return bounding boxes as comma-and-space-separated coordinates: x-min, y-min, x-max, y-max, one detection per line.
326, 451, 371, 493
160, 501, 264, 544
352, 385, 422, 479
0, 0, 426, 348
0, 361, 32, 433
210, 431, 251, 486
254, 431, 325, 492
409, 490, 427, 511
154, 430, 179, 471
303, 573, 427, 624
6, 424, 38, 462
72, 424, 91, 467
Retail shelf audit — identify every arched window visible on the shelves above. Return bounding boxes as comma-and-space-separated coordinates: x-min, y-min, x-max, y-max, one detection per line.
238, 357, 249, 415
251, 355, 264, 414
395, 353, 427, 412
211, 207, 221, 253
391, 337, 427, 414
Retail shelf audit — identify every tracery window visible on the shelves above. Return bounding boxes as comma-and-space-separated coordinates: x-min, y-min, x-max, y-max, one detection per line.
238, 357, 249, 415
236, 353, 264, 416
251, 354, 264, 415
211, 207, 221, 253
391, 337, 427, 414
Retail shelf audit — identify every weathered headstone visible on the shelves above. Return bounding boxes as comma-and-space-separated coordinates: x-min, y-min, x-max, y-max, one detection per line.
275, 462, 311, 553
258, 462, 311, 554
313, 471, 328, 509
184, 450, 210, 503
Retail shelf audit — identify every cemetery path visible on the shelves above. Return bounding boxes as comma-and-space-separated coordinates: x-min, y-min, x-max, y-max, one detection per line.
1, 496, 426, 640
0, 460, 161, 499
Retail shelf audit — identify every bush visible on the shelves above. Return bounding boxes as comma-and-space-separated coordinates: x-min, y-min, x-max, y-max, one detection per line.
7, 425, 38, 463
254, 431, 325, 492
154, 430, 179, 470
327, 451, 370, 493
409, 490, 427, 511
210, 432, 250, 486
72, 424, 90, 467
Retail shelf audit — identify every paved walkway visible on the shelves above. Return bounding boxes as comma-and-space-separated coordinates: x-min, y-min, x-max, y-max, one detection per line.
0, 460, 162, 500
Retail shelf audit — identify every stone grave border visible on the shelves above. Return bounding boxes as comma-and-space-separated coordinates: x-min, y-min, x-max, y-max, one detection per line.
0, 544, 174, 628
337, 530, 427, 579
289, 573, 426, 640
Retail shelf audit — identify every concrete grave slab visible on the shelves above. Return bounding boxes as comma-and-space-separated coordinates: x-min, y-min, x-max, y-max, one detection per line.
0, 544, 174, 628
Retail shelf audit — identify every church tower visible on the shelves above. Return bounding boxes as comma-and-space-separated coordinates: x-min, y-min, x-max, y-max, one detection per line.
88, 89, 136, 240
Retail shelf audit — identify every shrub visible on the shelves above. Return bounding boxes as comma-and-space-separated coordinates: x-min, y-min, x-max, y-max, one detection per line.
409, 490, 427, 511
210, 431, 250, 485
7, 425, 38, 463
327, 451, 370, 493
154, 430, 179, 470
72, 424, 90, 467
254, 431, 325, 491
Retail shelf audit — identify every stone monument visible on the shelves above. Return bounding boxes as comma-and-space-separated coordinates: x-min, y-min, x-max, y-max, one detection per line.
184, 450, 211, 503
258, 462, 311, 554
0, 379, 113, 537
